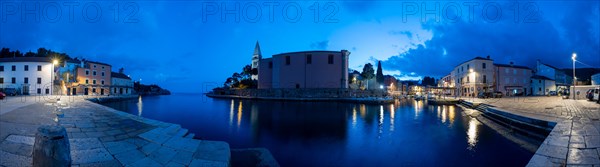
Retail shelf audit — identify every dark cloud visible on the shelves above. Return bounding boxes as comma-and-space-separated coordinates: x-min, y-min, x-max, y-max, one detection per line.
381, 2, 599, 79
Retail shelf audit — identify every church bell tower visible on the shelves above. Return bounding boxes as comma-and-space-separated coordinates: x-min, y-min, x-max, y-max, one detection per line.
251, 41, 261, 80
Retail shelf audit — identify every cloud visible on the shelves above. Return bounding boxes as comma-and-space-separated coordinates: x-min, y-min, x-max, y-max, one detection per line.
310, 40, 329, 50
389, 31, 413, 39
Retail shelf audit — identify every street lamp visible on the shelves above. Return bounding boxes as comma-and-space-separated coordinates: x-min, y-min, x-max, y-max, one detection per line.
572, 52, 576, 100
52, 59, 58, 96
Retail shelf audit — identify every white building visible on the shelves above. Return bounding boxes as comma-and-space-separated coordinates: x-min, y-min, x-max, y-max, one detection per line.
452, 56, 495, 96
531, 75, 556, 95
111, 71, 134, 95
0, 57, 54, 95
592, 73, 600, 85
535, 60, 571, 92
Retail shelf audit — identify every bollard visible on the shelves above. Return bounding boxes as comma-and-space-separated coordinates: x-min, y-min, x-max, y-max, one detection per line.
32, 125, 71, 167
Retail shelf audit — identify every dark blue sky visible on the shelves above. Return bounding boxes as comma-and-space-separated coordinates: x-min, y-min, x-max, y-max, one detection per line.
1, 1, 599, 93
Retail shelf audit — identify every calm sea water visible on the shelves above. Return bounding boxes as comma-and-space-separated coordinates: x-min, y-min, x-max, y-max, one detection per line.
100, 93, 534, 167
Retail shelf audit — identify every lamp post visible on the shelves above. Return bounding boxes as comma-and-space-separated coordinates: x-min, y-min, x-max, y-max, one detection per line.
572, 53, 576, 100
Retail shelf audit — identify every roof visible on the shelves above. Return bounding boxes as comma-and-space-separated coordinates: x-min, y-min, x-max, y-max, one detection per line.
531, 75, 554, 80
540, 63, 559, 70
0, 57, 52, 63
455, 56, 493, 67
111, 72, 131, 79
253, 41, 261, 55
494, 63, 532, 70
86, 60, 111, 66
272, 50, 345, 57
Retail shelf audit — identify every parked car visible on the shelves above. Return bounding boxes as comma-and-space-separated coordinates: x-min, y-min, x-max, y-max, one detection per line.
2, 88, 17, 96
592, 87, 600, 102
0, 92, 5, 99
548, 91, 557, 96
586, 89, 594, 101
493, 92, 503, 98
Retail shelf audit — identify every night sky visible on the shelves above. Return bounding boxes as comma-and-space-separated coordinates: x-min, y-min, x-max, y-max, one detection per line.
1, 1, 599, 93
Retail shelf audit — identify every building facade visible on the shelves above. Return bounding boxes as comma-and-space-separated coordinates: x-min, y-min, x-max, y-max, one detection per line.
111, 72, 134, 95
592, 73, 600, 85
452, 56, 495, 97
72, 61, 112, 95
0, 57, 54, 95
258, 50, 350, 89
495, 63, 533, 96
530, 75, 556, 95
536, 60, 571, 93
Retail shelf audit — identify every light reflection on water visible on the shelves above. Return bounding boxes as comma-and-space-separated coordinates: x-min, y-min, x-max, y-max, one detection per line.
100, 94, 533, 167
137, 95, 143, 117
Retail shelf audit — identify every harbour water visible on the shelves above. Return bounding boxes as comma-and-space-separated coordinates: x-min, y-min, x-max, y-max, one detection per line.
100, 93, 534, 167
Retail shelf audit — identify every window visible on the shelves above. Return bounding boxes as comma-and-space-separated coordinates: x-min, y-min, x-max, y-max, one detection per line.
101, 80, 104, 85
306, 54, 312, 64
268, 61, 273, 68
483, 75, 487, 83
467, 64, 470, 70
0, 78, 3, 83
37, 88, 41, 94
285, 56, 290, 65
0, 65, 3, 71
93, 80, 97, 84
539, 88, 542, 91
93, 71, 97, 76
24, 65, 28, 71
467, 76, 470, 83
93, 65, 96, 68
85, 79, 89, 84
462, 66, 464, 72
328, 54, 334, 64
482, 63, 486, 69
101, 72, 105, 76
92, 88, 96, 93
86, 70, 89, 75
102, 66, 105, 69
11, 77, 16, 84
45, 89, 49, 94
37, 78, 41, 84
37, 65, 42, 71
24, 77, 28, 84
11, 65, 16, 71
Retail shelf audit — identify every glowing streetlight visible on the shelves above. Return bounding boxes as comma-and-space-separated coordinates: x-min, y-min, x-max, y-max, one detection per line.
53, 60, 58, 65
572, 52, 576, 100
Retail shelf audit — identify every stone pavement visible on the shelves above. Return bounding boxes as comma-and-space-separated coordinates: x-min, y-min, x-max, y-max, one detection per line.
0, 96, 231, 167
463, 96, 600, 166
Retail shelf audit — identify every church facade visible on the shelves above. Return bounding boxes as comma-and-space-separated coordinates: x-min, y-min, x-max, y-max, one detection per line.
253, 42, 350, 89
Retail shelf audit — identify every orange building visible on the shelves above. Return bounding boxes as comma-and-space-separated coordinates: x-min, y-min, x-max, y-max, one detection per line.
70, 61, 112, 95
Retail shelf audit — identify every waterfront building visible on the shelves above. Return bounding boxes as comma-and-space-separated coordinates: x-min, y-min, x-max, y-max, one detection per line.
530, 75, 556, 96
257, 48, 351, 89
592, 73, 600, 85
57, 59, 82, 95
72, 60, 112, 95
535, 60, 571, 93
111, 69, 134, 95
452, 56, 495, 97
0, 57, 54, 95
495, 63, 533, 96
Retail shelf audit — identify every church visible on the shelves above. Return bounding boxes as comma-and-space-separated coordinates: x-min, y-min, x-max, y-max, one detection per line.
251, 42, 350, 89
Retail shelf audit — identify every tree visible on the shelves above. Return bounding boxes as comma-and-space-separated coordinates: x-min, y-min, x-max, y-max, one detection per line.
421, 76, 437, 86
376, 61, 384, 85
361, 63, 375, 89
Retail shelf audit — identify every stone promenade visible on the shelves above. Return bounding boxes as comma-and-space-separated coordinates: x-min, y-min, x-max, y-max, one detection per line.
463, 96, 600, 166
0, 96, 231, 167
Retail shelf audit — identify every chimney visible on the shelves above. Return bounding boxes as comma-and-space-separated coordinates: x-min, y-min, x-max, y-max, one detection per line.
487, 55, 490, 59
510, 61, 514, 65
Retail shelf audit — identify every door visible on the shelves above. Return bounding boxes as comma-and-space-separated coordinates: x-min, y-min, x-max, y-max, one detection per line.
22, 86, 29, 95
84, 88, 89, 95
101, 89, 104, 95
72, 88, 77, 95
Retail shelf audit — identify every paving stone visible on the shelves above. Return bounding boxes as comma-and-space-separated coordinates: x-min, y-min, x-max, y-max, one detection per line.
124, 137, 150, 148
0, 150, 32, 167
114, 149, 146, 166
105, 129, 125, 136
78, 160, 122, 167
66, 127, 82, 133
567, 148, 600, 165
585, 136, 600, 148
85, 131, 106, 138
189, 159, 229, 167
149, 146, 178, 165
103, 141, 138, 155
70, 138, 103, 150
171, 150, 194, 165
4, 135, 35, 145
166, 161, 186, 167
163, 137, 201, 152
69, 132, 88, 138
127, 157, 162, 167
139, 130, 172, 144
98, 135, 118, 142
193, 141, 231, 163
71, 147, 114, 164
536, 143, 569, 159
140, 142, 161, 155
526, 154, 566, 167
545, 135, 570, 147
0, 140, 33, 156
